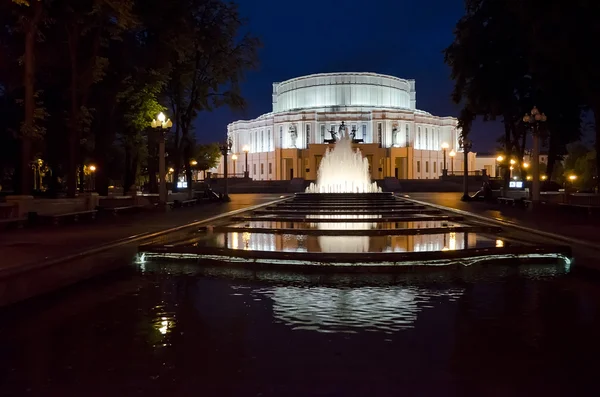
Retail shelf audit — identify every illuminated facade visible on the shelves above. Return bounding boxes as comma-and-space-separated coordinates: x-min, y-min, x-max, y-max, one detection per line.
217, 72, 476, 180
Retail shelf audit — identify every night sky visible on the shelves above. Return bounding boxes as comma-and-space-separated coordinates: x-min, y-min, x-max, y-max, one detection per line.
194, 0, 503, 153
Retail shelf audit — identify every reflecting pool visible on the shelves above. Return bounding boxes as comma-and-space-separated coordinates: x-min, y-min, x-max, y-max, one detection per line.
1, 262, 599, 396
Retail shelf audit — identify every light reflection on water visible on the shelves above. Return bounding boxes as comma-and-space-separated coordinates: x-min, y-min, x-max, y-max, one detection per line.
252, 286, 464, 334
1, 264, 599, 396
210, 231, 491, 253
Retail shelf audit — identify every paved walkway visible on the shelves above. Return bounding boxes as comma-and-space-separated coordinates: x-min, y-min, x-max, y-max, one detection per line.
406, 192, 600, 246
0, 194, 284, 269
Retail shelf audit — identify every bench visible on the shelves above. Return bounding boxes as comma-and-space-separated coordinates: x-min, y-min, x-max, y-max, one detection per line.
108, 205, 144, 215
497, 196, 530, 208
38, 210, 98, 225
175, 198, 198, 208
0, 203, 27, 229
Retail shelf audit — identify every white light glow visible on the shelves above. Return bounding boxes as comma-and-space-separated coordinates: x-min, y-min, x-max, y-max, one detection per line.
306, 134, 381, 193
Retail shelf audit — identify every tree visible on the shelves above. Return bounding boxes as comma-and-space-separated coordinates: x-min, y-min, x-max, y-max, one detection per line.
53, 0, 136, 196
508, 0, 600, 187
446, 0, 583, 187
164, 0, 259, 193
7, 0, 46, 194
192, 143, 221, 178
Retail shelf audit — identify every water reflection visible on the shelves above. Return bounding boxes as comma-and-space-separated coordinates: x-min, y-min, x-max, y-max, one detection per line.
211, 231, 493, 253
258, 286, 464, 333
231, 220, 465, 230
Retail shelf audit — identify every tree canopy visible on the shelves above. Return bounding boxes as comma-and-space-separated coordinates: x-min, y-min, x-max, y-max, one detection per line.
0, 0, 259, 195
446, 0, 590, 183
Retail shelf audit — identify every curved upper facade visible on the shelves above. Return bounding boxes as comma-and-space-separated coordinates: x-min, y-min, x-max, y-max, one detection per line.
272, 72, 416, 113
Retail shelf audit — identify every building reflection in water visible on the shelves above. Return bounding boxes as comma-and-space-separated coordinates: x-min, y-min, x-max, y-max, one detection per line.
257, 286, 464, 334
215, 221, 481, 253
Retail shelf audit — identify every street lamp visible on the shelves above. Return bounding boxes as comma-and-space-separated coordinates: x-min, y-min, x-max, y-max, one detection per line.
231, 154, 238, 176
449, 150, 456, 175
219, 137, 233, 201
459, 136, 473, 201
441, 142, 449, 176
88, 165, 96, 191
151, 112, 173, 209
242, 145, 250, 178
523, 106, 547, 205
496, 155, 504, 178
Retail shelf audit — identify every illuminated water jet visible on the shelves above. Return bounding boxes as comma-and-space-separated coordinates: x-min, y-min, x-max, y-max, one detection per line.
306, 133, 381, 193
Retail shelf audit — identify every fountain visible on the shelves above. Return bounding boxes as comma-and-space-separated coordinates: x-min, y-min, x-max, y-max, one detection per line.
306, 125, 381, 193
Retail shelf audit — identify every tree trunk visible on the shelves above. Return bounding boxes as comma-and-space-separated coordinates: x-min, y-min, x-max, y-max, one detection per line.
593, 103, 600, 191
67, 29, 79, 197
183, 143, 193, 196
546, 133, 557, 181
20, 2, 43, 195
503, 119, 512, 191
147, 128, 158, 193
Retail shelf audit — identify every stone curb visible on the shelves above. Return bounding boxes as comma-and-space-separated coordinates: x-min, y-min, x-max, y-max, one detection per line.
0, 196, 291, 279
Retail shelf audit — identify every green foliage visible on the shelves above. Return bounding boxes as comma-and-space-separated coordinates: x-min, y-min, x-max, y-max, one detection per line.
447, 0, 583, 169
562, 142, 597, 188
193, 143, 221, 171
0, 0, 259, 193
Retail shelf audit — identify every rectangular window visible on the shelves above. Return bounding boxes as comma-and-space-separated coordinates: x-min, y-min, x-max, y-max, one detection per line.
417, 161, 421, 173
261, 130, 264, 152
320, 124, 325, 142
306, 124, 310, 147
260, 163, 264, 175
377, 123, 382, 144
269, 163, 272, 174
405, 125, 409, 147
267, 129, 271, 150
425, 128, 428, 150
433, 162, 437, 173
426, 161, 429, 173
253, 163, 256, 175
279, 126, 283, 148
362, 124, 367, 142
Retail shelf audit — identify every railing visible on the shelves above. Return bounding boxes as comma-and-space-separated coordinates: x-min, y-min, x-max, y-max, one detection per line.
540, 192, 600, 207
446, 171, 482, 176
0, 203, 18, 219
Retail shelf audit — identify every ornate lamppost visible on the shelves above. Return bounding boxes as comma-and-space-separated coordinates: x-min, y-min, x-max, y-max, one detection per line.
459, 136, 473, 202
219, 137, 233, 201
523, 106, 547, 204
449, 149, 456, 175
151, 112, 173, 209
242, 145, 250, 179
441, 142, 449, 176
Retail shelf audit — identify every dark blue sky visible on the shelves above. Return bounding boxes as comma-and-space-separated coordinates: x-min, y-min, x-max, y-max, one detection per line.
194, 0, 503, 152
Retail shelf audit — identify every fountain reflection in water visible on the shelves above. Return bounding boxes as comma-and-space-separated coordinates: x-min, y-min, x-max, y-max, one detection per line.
306, 133, 381, 193
308, 214, 380, 253
260, 286, 465, 334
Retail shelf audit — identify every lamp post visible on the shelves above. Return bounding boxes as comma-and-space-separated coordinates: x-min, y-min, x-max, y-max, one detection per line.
449, 150, 456, 175
441, 142, 449, 176
523, 106, 547, 205
89, 165, 96, 191
231, 154, 238, 176
242, 145, 250, 179
151, 112, 173, 209
219, 137, 233, 201
459, 137, 472, 202
496, 155, 504, 178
